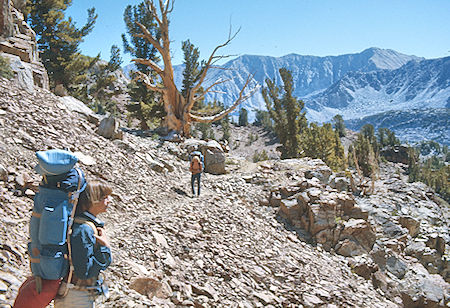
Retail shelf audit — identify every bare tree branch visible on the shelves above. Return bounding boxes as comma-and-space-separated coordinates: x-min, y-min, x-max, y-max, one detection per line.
193, 90, 227, 102
207, 65, 234, 71
191, 78, 232, 103
192, 27, 241, 94
135, 22, 164, 55
161, 0, 173, 14
166, 0, 174, 13
146, 1, 163, 28
186, 78, 230, 110
203, 78, 232, 93
133, 71, 165, 93
190, 74, 259, 123
133, 58, 164, 74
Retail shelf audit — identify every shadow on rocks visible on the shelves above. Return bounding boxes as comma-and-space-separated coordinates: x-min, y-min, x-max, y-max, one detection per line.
171, 186, 189, 197
276, 215, 314, 244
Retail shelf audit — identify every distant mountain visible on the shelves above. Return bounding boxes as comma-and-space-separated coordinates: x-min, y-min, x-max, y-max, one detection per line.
306, 56, 450, 122
125, 47, 420, 114
122, 48, 450, 144
346, 108, 450, 145
172, 47, 421, 118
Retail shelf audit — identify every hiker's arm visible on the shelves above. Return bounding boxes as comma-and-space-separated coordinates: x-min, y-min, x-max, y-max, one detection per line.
94, 228, 110, 248
71, 225, 112, 280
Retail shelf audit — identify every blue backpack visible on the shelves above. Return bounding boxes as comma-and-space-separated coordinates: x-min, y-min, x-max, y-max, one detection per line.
28, 149, 87, 280
189, 151, 204, 164
189, 150, 204, 173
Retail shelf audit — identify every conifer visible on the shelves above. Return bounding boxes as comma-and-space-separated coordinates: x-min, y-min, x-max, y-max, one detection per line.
262, 68, 307, 158
122, 2, 162, 129
25, 0, 97, 92
332, 114, 346, 137
238, 108, 249, 126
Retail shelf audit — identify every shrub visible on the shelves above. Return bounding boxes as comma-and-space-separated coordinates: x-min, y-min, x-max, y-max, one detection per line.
253, 150, 269, 162
0, 56, 14, 79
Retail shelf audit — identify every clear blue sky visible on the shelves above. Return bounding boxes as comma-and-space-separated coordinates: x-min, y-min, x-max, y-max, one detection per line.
66, 0, 450, 66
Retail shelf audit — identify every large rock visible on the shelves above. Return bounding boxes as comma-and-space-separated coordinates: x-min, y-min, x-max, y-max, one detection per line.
278, 198, 301, 221
0, 2, 48, 90
0, 0, 49, 93
59, 96, 98, 123
182, 139, 226, 174
398, 215, 420, 237
203, 140, 225, 174
97, 116, 123, 140
335, 238, 366, 257
385, 252, 407, 279
339, 219, 376, 252
380, 145, 409, 164
3, 53, 33, 92
0, 163, 7, 181
304, 164, 332, 184
129, 277, 171, 299
0, 0, 13, 38
398, 263, 448, 308
307, 201, 337, 236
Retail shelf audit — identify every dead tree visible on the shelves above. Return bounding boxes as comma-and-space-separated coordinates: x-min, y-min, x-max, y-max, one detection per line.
133, 0, 258, 137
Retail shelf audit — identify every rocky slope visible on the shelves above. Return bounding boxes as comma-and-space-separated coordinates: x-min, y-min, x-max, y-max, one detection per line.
0, 77, 448, 307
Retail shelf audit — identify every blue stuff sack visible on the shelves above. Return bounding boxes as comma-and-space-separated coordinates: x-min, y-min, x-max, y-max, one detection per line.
29, 149, 86, 280
35, 149, 78, 176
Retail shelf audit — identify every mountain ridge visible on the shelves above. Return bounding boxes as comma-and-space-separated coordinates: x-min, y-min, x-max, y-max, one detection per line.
123, 48, 449, 144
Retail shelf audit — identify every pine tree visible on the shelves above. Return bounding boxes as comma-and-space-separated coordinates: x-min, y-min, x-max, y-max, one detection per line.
302, 123, 345, 171
262, 68, 307, 158
407, 147, 420, 181
332, 114, 346, 137
122, 2, 162, 129
215, 101, 231, 143
122, 2, 159, 74
181, 40, 202, 99
377, 127, 387, 148
25, 0, 97, 92
238, 108, 248, 126
108, 45, 122, 72
254, 110, 273, 131
353, 133, 378, 177
386, 130, 400, 147
89, 45, 123, 115
378, 127, 400, 147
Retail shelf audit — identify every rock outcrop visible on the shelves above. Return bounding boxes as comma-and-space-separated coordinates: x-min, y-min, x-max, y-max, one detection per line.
0, 0, 48, 91
259, 159, 449, 307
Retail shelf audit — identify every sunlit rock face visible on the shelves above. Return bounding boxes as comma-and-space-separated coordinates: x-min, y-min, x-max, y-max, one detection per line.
0, 0, 49, 91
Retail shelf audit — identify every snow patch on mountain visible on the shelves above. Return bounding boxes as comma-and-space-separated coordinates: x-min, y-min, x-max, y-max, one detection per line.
306, 57, 450, 123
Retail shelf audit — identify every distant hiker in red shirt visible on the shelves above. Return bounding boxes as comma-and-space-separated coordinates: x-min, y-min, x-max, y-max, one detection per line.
189, 147, 204, 197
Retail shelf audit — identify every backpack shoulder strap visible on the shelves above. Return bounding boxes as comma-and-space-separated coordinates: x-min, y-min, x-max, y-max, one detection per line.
73, 217, 98, 236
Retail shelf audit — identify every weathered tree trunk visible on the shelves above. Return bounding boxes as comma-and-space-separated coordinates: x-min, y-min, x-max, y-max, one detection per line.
133, 0, 257, 138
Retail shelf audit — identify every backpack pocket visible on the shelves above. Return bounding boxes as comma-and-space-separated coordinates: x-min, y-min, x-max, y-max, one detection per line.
39, 246, 68, 280
39, 199, 69, 246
